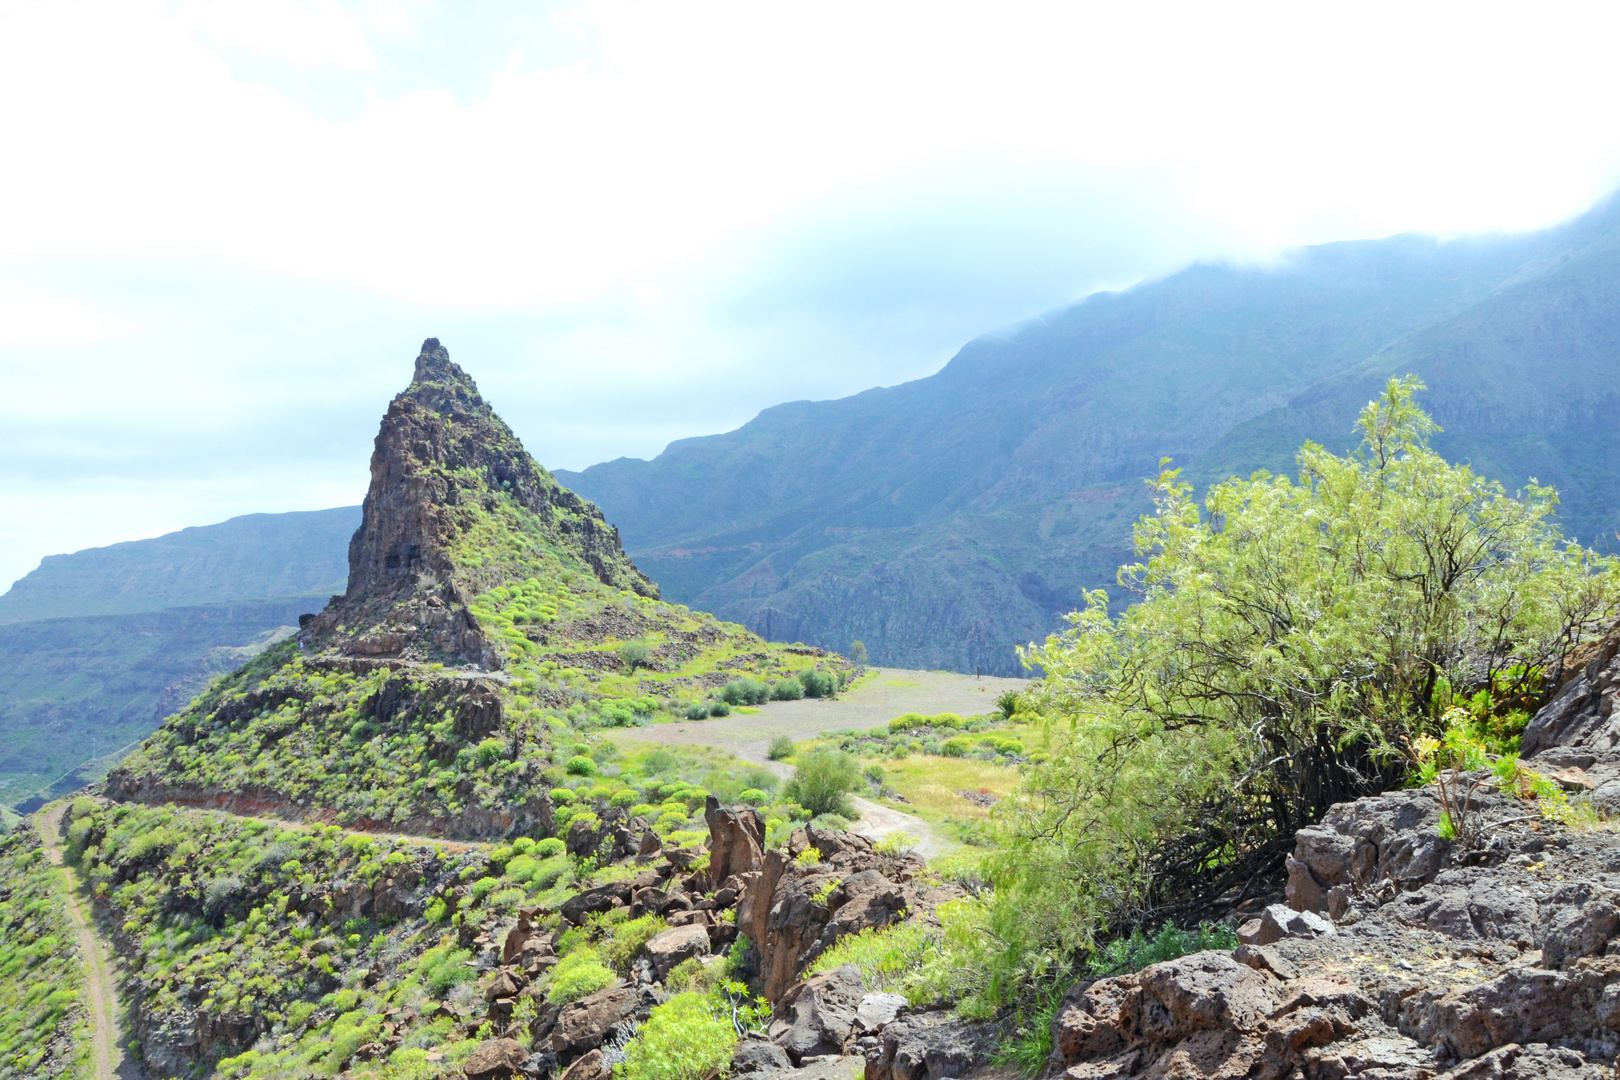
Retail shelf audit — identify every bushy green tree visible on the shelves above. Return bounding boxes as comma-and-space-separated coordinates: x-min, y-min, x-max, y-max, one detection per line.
945, 378, 1620, 1013
784, 748, 861, 816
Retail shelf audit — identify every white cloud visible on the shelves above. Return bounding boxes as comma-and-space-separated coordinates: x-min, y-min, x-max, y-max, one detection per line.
4, 0, 1620, 588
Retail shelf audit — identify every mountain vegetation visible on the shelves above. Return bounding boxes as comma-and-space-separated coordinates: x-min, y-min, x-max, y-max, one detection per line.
0, 509, 359, 812
0, 822, 87, 1079
559, 197, 1620, 674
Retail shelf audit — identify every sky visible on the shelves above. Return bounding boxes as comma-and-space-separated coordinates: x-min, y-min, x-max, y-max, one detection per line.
5, 0, 1620, 591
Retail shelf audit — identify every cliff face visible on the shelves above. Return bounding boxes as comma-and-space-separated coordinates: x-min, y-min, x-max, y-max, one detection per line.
308, 338, 655, 668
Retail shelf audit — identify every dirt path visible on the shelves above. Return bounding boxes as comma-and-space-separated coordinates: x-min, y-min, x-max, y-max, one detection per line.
38, 804, 141, 1080
615, 666, 1025, 857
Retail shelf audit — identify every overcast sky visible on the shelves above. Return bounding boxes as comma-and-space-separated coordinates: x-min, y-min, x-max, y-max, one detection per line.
5, 0, 1620, 591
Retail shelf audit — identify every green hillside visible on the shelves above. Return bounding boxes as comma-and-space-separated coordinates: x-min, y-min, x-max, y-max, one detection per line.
0, 598, 316, 809
109, 340, 854, 836
558, 198, 1620, 673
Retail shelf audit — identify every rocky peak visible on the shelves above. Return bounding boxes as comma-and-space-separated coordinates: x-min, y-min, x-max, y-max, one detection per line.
307, 338, 657, 667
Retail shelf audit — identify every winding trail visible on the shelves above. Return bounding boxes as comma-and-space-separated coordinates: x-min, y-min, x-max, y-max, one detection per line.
38, 804, 141, 1080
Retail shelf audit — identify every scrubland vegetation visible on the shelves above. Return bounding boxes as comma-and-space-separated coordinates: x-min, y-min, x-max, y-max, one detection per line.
0, 824, 87, 1080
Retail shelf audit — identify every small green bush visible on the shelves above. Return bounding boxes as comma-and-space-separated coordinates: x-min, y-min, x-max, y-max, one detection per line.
799, 669, 838, 698
550, 787, 576, 804
807, 921, 938, 992
547, 948, 617, 1004
475, 738, 506, 766
738, 788, 768, 805
599, 914, 669, 973
771, 678, 805, 701
785, 749, 861, 816
1091, 922, 1239, 975
535, 837, 565, 858
767, 735, 796, 760
470, 877, 500, 902
888, 713, 929, 733
616, 990, 739, 1080
566, 756, 597, 776
685, 702, 712, 720
709, 701, 731, 717
419, 946, 475, 994
720, 678, 771, 706
618, 641, 653, 671
940, 738, 969, 758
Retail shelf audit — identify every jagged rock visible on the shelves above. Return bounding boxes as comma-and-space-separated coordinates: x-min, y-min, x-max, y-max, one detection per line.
1239, 903, 1336, 946
1392, 869, 1539, 946
706, 796, 768, 886
560, 881, 633, 926
770, 964, 866, 1063
862, 1010, 994, 1080
1131, 952, 1282, 1042
644, 924, 711, 979
1286, 789, 1455, 912
733, 1033, 793, 1075
503, 914, 535, 964
1403, 967, 1592, 1059
1535, 883, 1619, 968
486, 969, 524, 1002
556, 1048, 607, 1080
462, 1038, 529, 1079
550, 986, 637, 1058
736, 827, 957, 1002
856, 993, 907, 1033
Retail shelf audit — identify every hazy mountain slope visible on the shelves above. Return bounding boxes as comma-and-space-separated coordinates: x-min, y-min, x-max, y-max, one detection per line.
561, 208, 1616, 673
1198, 205, 1620, 550
0, 597, 314, 808
0, 506, 359, 622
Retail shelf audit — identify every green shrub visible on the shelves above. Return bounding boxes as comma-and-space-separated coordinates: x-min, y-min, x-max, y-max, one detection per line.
618, 641, 653, 671
470, 877, 500, 902
932, 712, 964, 730
941, 738, 969, 758
784, 749, 861, 817
566, 756, 597, 776
419, 945, 475, 993
475, 738, 506, 766
994, 690, 1022, 720
547, 948, 617, 1004
1091, 922, 1239, 975
685, 702, 712, 720
767, 735, 796, 760
771, 678, 805, 701
738, 789, 768, 805
616, 990, 739, 1080
512, 836, 536, 855
599, 914, 669, 973
720, 678, 771, 706
709, 701, 731, 717
535, 837, 565, 858
798, 669, 838, 698
889, 713, 929, 733
807, 921, 938, 992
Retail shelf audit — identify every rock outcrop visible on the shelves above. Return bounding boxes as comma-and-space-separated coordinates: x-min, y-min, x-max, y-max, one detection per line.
306, 338, 656, 667
1052, 777, 1620, 1080
1519, 630, 1620, 812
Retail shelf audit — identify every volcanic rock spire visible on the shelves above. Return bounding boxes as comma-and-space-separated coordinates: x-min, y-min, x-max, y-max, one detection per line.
305, 338, 656, 667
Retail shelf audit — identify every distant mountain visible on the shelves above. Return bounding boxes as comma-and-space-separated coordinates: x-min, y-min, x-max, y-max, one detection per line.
0, 506, 359, 622
560, 197, 1620, 674
0, 508, 358, 808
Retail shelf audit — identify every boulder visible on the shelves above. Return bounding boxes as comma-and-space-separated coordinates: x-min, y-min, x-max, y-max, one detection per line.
644, 924, 711, 979
732, 1033, 793, 1076
856, 993, 907, 1033
706, 796, 768, 885
862, 1011, 994, 1080
769, 964, 866, 1063
462, 1038, 529, 1079
1536, 883, 1619, 968
1284, 788, 1455, 912
550, 986, 637, 1058
1238, 904, 1336, 947
556, 1048, 607, 1080
1130, 952, 1282, 1042
560, 881, 632, 926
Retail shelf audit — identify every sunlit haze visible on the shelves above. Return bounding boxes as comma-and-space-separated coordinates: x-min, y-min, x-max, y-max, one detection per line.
5, 0, 1620, 589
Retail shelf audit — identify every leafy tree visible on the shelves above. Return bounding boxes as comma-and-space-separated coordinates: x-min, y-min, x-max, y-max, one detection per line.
784, 748, 861, 816
850, 639, 870, 664
945, 377, 1620, 1013
766, 734, 796, 761
617, 641, 652, 671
